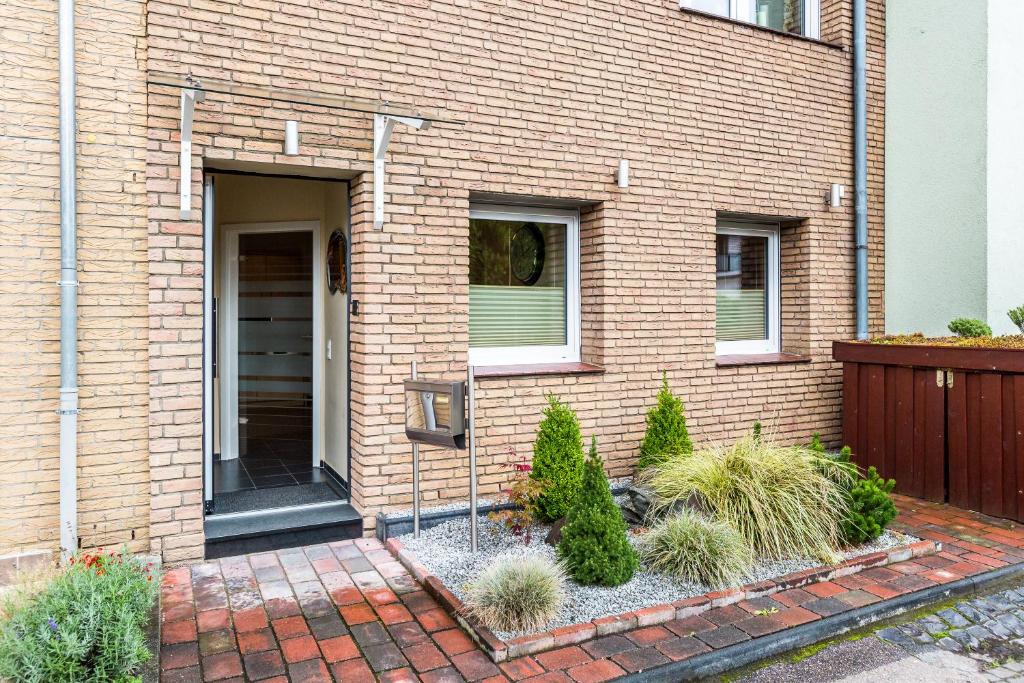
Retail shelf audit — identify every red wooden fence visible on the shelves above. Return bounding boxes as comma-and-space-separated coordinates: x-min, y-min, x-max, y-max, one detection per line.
834, 342, 1024, 523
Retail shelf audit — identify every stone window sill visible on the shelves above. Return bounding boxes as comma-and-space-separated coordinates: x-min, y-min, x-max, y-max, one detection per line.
716, 352, 812, 368
473, 362, 605, 379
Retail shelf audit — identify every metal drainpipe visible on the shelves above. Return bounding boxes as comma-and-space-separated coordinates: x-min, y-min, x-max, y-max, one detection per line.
58, 0, 79, 558
853, 0, 869, 340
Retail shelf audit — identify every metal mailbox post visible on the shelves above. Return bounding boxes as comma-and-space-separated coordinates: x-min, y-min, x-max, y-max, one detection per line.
403, 362, 478, 551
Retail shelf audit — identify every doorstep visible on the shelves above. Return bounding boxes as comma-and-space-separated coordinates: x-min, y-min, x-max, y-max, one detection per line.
385, 533, 939, 662
204, 502, 362, 559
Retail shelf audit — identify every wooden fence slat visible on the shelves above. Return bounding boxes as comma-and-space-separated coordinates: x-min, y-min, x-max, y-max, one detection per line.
1001, 376, 1017, 522
979, 373, 1003, 517
947, 370, 968, 510
924, 368, 946, 503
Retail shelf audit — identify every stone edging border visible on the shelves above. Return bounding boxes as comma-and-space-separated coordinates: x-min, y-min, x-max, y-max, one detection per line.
383, 536, 939, 663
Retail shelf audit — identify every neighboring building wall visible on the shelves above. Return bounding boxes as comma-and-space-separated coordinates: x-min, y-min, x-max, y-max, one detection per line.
144, 0, 886, 560
884, 0, 988, 337
886, 0, 1023, 337
986, 0, 1024, 335
0, 0, 150, 561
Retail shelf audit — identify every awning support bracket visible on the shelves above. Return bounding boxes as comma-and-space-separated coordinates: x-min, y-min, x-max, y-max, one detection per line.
373, 113, 430, 230
179, 87, 206, 220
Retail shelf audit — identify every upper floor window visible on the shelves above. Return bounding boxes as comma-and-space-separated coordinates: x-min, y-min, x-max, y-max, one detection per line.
468, 205, 581, 366
681, 0, 821, 40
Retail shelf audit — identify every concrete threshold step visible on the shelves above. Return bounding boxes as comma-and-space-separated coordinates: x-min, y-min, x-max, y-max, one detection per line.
204, 501, 362, 559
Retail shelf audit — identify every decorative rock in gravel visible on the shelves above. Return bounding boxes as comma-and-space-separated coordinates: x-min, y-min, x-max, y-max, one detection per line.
545, 518, 566, 546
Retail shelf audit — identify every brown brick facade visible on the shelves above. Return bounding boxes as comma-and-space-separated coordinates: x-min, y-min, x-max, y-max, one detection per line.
1, 0, 886, 563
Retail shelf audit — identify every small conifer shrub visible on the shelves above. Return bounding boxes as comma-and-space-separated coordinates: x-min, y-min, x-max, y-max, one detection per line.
948, 317, 992, 338
841, 466, 898, 545
637, 372, 693, 471
558, 438, 638, 586
530, 395, 585, 522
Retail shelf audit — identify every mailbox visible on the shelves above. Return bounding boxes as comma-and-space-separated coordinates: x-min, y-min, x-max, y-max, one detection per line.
404, 379, 466, 449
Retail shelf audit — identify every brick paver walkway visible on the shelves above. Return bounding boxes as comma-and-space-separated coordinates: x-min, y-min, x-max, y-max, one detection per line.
159, 497, 1024, 682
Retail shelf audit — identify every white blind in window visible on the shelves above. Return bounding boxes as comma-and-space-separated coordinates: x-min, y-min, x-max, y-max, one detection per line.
469, 285, 566, 347
716, 289, 767, 342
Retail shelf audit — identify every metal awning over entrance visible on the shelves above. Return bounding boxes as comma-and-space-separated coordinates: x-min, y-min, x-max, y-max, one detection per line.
148, 72, 465, 228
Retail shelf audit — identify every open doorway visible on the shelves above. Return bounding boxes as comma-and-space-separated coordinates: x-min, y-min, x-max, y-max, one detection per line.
205, 172, 350, 516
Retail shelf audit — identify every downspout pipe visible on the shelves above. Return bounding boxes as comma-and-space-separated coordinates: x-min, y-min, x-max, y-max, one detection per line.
58, 0, 79, 558
853, 0, 869, 340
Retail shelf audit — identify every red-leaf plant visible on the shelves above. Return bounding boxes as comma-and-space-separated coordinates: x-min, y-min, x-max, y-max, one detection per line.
488, 446, 547, 545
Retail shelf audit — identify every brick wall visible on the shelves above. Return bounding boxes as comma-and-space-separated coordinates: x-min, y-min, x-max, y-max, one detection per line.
0, 0, 150, 558
143, 0, 887, 558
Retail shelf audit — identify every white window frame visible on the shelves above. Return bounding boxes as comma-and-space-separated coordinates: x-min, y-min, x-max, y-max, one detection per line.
680, 0, 821, 40
715, 222, 781, 357
468, 205, 581, 367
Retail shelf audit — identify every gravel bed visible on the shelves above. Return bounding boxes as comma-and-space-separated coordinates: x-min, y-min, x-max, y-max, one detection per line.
398, 515, 918, 640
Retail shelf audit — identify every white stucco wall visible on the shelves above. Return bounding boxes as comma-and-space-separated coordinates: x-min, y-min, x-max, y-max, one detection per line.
986, 0, 1024, 335
884, 0, 989, 336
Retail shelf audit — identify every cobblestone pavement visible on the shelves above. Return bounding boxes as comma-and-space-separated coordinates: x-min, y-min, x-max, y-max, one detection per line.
735, 584, 1024, 682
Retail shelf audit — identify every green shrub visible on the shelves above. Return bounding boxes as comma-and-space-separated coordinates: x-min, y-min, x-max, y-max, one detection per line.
463, 555, 565, 633
948, 317, 992, 338
639, 509, 753, 589
1009, 305, 1024, 334
558, 438, 638, 586
0, 548, 159, 683
842, 466, 898, 545
530, 395, 585, 522
641, 434, 853, 561
637, 373, 692, 471
809, 432, 825, 453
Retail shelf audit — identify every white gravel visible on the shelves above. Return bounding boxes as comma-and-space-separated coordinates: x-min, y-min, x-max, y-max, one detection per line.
398, 515, 917, 640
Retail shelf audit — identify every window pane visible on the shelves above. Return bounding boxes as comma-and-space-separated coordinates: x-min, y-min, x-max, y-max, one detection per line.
716, 233, 768, 342
687, 0, 730, 15
743, 0, 805, 34
469, 219, 567, 348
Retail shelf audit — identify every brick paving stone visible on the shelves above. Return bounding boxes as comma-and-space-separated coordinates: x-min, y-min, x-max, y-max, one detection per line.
364, 641, 410, 672
237, 628, 275, 655
341, 602, 379, 625
566, 659, 626, 683
390, 621, 431, 647
242, 650, 286, 680
307, 612, 348, 639
696, 624, 751, 649
162, 642, 200, 670
200, 652, 243, 681
378, 602, 416, 624
280, 634, 320, 663
380, 667, 421, 682
451, 650, 502, 681
704, 605, 748, 626
535, 646, 592, 671
665, 615, 716, 637
198, 629, 235, 656
581, 635, 635, 658
287, 657, 332, 683
625, 625, 673, 646
803, 597, 851, 617
500, 657, 545, 680
196, 609, 231, 633
271, 615, 308, 640
352, 620, 393, 647
320, 634, 360, 663
420, 666, 469, 683
434, 628, 478, 656
656, 636, 711, 662
331, 657, 377, 683
163, 619, 198, 645
232, 607, 268, 632
405, 641, 450, 672
611, 646, 670, 673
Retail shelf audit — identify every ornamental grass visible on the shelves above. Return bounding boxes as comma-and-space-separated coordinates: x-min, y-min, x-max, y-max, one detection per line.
463, 554, 566, 633
639, 509, 753, 589
641, 432, 854, 562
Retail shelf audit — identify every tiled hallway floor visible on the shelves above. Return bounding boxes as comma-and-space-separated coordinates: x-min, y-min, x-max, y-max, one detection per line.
160, 497, 1024, 682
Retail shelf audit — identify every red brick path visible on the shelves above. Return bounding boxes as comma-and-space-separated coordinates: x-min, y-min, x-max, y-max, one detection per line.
159, 497, 1024, 682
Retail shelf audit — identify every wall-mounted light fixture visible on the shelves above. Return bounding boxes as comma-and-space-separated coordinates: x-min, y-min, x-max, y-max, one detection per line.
284, 120, 299, 155
616, 159, 630, 188
828, 183, 845, 208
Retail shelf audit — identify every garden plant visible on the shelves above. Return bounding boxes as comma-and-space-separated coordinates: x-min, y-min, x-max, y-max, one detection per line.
529, 395, 585, 522
642, 432, 854, 561
558, 437, 638, 586
0, 548, 159, 683
488, 446, 546, 545
637, 372, 692, 471
841, 465, 898, 545
640, 508, 752, 588
463, 554, 566, 632
948, 317, 993, 338
1009, 305, 1024, 334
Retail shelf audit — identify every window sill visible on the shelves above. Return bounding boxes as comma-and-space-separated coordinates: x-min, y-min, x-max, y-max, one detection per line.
679, 7, 843, 50
716, 352, 811, 368
473, 362, 605, 379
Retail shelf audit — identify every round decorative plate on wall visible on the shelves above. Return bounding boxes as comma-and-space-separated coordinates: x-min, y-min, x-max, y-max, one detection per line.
510, 223, 545, 285
326, 229, 347, 294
